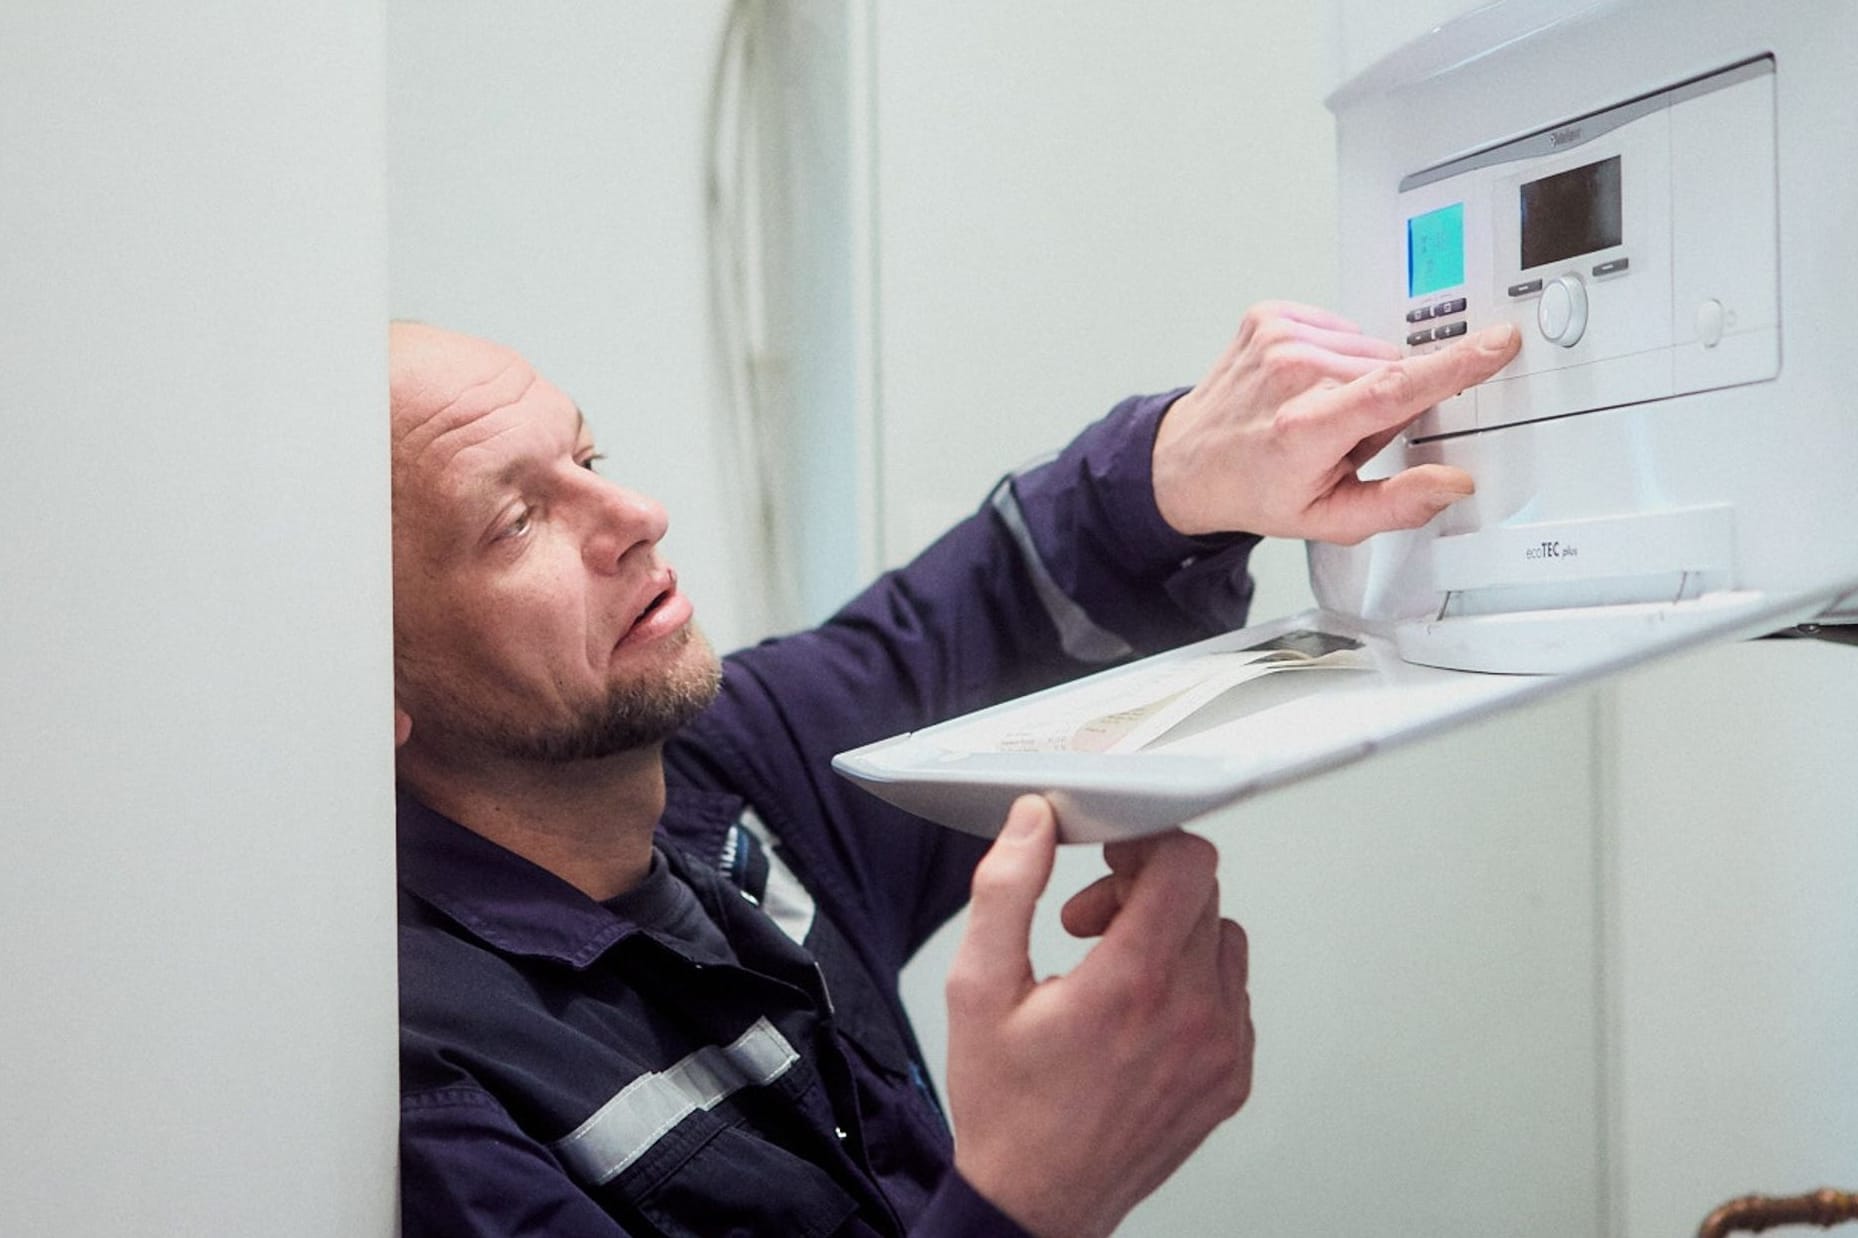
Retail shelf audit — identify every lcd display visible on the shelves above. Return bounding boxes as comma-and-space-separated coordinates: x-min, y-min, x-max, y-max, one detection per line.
1520, 156, 1622, 269
1407, 203, 1465, 298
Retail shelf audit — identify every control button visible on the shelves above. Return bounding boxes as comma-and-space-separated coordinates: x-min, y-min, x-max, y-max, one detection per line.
1696, 298, 1725, 348
1537, 274, 1589, 347
1437, 297, 1468, 316
1432, 320, 1468, 341
1508, 279, 1544, 298
1405, 306, 1434, 323
1406, 328, 1435, 346
1592, 257, 1630, 277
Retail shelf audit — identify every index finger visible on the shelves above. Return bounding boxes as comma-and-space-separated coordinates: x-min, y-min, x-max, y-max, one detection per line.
1314, 322, 1520, 446
1254, 299, 1368, 335
1094, 830, 1221, 961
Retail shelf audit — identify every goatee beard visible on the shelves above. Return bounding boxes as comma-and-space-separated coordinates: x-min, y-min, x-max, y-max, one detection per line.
508, 660, 723, 761
400, 626, 725, 764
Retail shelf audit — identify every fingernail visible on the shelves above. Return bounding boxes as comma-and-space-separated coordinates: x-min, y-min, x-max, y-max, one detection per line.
1002, 795, 1045, 840
1476, 323, 1517, 351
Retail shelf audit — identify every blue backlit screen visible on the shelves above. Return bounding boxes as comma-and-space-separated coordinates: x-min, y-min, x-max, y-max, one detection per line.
1407, 203, 1465, 298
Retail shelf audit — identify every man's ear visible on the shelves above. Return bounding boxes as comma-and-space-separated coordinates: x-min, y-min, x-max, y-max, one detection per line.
394, 706, 412, 749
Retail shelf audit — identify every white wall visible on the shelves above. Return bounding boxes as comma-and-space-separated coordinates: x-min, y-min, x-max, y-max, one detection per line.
872, 5, 1604, 1235
1607, 641, 1858, 1235
0, 4, 398, 1235
868, 1, 1340, 620
386, 1, 756, 650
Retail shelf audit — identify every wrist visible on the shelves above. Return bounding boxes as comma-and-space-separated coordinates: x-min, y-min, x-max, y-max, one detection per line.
953, 1153, 1111, 1238
1151, 392, 1214, 537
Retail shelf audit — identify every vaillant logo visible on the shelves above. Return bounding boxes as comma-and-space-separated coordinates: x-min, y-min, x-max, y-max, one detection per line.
1549, 125, 1584, 147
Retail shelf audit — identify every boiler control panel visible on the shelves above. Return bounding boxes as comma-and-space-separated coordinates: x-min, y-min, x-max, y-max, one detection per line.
1398, 57, 1779, 440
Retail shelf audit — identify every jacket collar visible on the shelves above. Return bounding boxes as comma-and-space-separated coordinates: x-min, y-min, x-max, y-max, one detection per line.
395, 785, 746, 970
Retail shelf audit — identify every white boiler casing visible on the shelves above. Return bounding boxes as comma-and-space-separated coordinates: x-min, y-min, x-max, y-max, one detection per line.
1317, 0, 1858, 673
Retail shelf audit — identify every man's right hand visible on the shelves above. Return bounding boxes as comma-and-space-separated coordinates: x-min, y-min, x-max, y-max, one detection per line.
1150, 302, 1521, 545
944, 796, 1253, 1238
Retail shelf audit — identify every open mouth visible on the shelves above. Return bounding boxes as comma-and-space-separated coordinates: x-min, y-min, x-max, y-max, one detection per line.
633, 589, 672, 630
617, 572, 686, 649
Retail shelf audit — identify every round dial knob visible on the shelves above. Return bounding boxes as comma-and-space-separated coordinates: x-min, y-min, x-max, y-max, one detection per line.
1537, 274, 1589, 348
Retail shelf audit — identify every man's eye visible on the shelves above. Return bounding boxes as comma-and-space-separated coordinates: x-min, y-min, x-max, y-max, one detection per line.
502, 508, 534, 540
580, 452, 606, 473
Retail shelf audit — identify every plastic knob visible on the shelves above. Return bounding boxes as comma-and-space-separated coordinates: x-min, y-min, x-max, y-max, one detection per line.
1537, 274, 1589, 347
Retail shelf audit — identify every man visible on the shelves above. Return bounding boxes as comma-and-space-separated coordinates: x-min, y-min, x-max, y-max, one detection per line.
392, 308, 1521, 1236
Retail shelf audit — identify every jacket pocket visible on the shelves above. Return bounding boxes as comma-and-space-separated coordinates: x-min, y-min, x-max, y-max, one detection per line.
630, 1119, 861, 1238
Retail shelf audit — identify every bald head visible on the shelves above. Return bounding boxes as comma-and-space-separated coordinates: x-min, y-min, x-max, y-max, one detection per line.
386, 322, 718, 772
390, 323, 535, 486
389, 320, 481, 411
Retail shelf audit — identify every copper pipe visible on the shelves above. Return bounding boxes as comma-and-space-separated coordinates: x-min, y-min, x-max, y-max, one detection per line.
1698, 1188, 1858, 1238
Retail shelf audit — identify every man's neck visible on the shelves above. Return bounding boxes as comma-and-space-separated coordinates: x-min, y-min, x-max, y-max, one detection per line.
398, 744, 667, 902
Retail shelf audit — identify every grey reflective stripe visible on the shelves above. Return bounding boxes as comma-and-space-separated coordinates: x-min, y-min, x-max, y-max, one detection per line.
990, 478, 1133, 663
736, 808, 815, 945
552, 1017, 799, 1186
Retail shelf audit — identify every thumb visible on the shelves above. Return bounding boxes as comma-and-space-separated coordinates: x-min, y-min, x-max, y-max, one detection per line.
1307, 463, 1474, 544
950, 796, 1058, 1014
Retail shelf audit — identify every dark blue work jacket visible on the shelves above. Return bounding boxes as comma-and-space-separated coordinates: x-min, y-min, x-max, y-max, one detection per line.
397, 392, 1259, 1236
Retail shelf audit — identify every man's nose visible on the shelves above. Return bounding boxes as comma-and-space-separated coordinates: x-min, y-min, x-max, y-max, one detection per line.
581, 480, 669, 573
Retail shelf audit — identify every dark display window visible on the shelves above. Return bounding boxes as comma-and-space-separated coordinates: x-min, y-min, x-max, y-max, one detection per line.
1520, 156, 1622, 269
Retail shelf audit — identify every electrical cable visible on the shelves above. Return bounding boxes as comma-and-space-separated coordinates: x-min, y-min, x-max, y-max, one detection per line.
704, 0, 802, 636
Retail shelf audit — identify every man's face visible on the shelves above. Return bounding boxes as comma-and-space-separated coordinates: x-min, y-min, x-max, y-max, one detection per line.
390, 324, 720, 765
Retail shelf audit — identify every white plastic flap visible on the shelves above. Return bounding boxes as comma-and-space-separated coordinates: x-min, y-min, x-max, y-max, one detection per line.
831, 578, 1855, 844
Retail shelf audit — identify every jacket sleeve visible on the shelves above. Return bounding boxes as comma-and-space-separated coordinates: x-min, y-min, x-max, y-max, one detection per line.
401, 1090, 634, 1238
665, 390, 1259, 972
911, 1172, 1036, 1238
